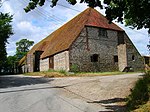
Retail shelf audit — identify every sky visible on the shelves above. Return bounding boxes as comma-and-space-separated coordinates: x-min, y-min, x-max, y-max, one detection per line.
0, 0, 149, 56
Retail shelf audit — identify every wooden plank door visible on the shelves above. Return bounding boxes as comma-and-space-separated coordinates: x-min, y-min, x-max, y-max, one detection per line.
49, 56, 54, 69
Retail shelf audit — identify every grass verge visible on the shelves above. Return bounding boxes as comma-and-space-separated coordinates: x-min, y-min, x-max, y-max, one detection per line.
126, 72, 150, 111
24, 70, 140, 78
76, 71, 134, 77
25, 71, 66, 78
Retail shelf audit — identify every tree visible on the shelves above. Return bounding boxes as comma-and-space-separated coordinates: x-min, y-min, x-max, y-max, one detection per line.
5, 55, 17, 74
16, 39, 34, 60
0, 12, 13, 74
24, 0, 150, 33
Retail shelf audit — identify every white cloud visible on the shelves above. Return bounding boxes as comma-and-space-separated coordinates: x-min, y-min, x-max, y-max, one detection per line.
1, 1, 14, 13
16, 21, 40, 33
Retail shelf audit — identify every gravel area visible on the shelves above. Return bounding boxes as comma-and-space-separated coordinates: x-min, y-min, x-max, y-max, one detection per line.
50, 73, 143, 111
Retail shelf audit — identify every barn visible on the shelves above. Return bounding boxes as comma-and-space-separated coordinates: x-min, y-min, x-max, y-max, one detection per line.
19, 8, 144, 73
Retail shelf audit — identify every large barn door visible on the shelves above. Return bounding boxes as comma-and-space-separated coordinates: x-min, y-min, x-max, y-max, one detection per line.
49, 56, 54, 69
34, 51, 43, 72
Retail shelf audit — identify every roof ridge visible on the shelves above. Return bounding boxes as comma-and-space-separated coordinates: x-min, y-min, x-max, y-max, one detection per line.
27, 8, 124, 59
85, 7, 92, 25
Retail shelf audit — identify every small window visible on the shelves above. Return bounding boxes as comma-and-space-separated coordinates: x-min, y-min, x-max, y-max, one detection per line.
99, 28, 107, 37
114, 55, 118, 63
118, 31, 125, 45
132, 55, 135, 61
91, 54, 99, 62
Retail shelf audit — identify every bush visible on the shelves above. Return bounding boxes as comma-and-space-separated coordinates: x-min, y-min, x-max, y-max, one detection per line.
126, 73, 150, 111
70, 64, 79, 73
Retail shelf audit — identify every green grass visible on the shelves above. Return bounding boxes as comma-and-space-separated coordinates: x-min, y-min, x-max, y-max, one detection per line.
126, 72, 150, 111
24, 70, 141, 78
25, 71, 65, 78
133, 101, 150, 112
25, 69, 69, 78
76, 71, 137, 77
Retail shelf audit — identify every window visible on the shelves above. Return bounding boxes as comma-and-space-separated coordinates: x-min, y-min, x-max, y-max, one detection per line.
114, 55, 118, 63
132, 55, 135, 61
99, 28, 107, 37
91, 54, 99, 62
117, 31, 125, 45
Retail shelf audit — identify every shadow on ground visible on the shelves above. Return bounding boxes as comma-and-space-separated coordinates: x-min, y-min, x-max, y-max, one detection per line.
88, 98, 127, 112
0, 75, 53, 88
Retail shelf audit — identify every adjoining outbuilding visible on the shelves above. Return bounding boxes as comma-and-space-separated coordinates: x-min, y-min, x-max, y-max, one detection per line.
143, 56, 150, 71
19, 8, 144, 73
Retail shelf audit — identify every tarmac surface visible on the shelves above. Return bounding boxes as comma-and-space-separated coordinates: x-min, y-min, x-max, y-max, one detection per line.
0, 73, 143, 112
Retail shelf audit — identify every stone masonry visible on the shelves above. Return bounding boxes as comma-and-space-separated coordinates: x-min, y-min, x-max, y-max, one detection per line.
69, 26, 144, 72
124, 34, 144, 71
54, 51, 69, 71
26, 54, 34, 72
40, 58, 49, 71
69, 26, 119, 72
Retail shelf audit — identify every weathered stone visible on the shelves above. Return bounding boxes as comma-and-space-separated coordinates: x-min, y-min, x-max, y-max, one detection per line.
40, 58, 49, 71
26, 54, 34, 72
54, 51, 69, 71
69, 26, 144, 72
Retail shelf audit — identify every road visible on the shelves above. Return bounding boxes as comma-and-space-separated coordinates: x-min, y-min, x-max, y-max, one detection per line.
0, 73, 143, 112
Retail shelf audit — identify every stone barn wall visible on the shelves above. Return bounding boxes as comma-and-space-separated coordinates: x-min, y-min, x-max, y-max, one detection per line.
54, 51, 69, 71
117, 31, 127, 71
124, 34, 144, 71
40, 58, 49, 71
27, 54, 34, 72
117, 44, 127, 71
69, 26, 119, 72
69, 26, 144, 72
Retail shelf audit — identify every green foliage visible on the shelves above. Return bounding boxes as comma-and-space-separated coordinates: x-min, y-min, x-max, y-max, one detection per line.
0, 12, 13, 73
126, 73, 150, 111
15, 39, 34, 60
15, 52, 27, 60
124, 0, 150, 33
0, 38, 34, 74
25, 0, 150, 33
16, 39, 34, 53
47, 69, 68, 75
105, 0, 150, 33
47, 68, 55, 72
133, 101, 150, 112
5, 55, 17, 74
70, 64, 79, 73
58, 69, 67, 75
0, 55, 17, 74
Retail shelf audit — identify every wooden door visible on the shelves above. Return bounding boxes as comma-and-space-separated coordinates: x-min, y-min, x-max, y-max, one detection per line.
49, 56, 54, 69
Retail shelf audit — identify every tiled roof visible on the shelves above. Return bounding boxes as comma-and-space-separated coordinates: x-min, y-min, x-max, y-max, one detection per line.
28, 8, 123, 59
85, 9, 123, 30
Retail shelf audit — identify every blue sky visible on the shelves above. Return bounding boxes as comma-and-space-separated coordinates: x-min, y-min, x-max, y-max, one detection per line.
0, 0, 149, 56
